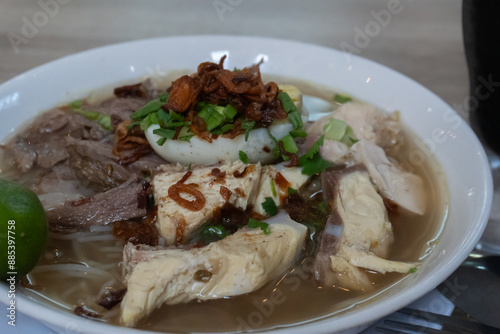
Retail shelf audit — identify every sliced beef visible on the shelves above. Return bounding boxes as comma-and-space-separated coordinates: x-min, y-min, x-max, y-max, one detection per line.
5, 108, 111, 172
67, 137, 164, 192
47, 176, 147, 233
67, 138, 132, 192
88, 97, 146, 125
113, 80, 155, 100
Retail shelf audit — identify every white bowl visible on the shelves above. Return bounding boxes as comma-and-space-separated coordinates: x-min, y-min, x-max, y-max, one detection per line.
0, 36, 493, 334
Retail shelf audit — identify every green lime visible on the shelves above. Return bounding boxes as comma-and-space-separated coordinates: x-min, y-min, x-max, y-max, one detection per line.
0, 177, 48, 280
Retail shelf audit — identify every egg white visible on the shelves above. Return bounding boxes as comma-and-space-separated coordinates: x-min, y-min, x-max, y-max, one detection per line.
146, 84, 306, 165
146, 115, 308, 165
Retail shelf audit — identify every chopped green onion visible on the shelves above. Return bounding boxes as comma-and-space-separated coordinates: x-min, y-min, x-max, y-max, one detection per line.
157, 109, 171, 126
178, 126, 194, 142
288, 187, 298, 195
75, 110, 99, 120
178, 134, 194, 142
261, 197, 278, 216
239, 150, 250, 163
164, 121, 190, 128
278, 92, 296, 113
156, 137, 167, 146
221, 124, 234, 132
202, 224, 229, 241
290, 129, 307, 138
153, 128, 176, 144
73, 109, 113, 131
333, 93, 352, 104
97, 115, 112, 131
270, 179, 277, 197
223, 105, 237, 120
279, 134, 298, 154
340, 126, 358, 146
288, 110, 303, 130
408, 267, 417, 274
70, 99, 83, 109
127, 121, 141, 130
248, 219, 271, 235
324, 118, 348, 141
198, 104, 214, 120
196, 101, 207, 109
206, 111, 226, 131
278, 92, 303, 130
241, 119, 255, 141
170, 110, 184, 122
323, 118, 358, 147
149, 112, 160, 126
140, 114, 154, 132
158, 92, 169, 103
130, 100, 163, 120
266, 129, 281, 158
214, 106, 225, 114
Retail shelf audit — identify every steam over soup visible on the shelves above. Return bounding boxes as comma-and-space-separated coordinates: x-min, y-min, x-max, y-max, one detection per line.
0, 58, 448, 331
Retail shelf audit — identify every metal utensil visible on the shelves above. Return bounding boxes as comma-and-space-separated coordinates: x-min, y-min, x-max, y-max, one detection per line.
437, 255, 500, 328
375, 307, 499, 334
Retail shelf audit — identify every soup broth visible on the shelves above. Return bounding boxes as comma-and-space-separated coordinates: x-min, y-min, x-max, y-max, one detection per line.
1, 76, 448, 332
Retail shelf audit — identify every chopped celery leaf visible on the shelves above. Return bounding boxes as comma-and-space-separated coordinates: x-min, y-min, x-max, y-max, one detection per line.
239, 150, 250, 163
248, 219, 271, 235
299, 135, 332, 175
261, 197, 278, 216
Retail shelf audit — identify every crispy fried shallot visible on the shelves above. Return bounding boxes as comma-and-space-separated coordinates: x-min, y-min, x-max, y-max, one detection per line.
168, 183, 206, 212
113, 120, 152, 164
163, 55, 287, 141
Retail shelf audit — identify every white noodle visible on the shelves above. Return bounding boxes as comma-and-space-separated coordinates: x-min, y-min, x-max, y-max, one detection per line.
72, 240, 120, 272
23, 288, 74, 311
90, 225, 113, 233
50, 231, 104, 240
100, 246, 123, 253
31, 264, 115, 279
77, 234, 116, 243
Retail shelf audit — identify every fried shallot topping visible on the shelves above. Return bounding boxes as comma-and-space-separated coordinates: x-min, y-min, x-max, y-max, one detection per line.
113, 119, 152, 164
164, 56, 287, 140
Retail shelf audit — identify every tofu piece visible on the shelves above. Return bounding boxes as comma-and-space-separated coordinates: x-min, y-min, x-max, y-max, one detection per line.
120, 213, 307, 327
314, 166, 418, 291
252, 164, 310, 216
153, 161, 261, 244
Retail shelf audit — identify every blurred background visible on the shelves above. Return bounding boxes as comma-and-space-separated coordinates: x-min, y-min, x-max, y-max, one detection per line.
0, 0, 467, 118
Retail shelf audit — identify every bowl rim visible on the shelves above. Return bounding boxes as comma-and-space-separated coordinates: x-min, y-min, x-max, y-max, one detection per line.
0, 34, 494, 334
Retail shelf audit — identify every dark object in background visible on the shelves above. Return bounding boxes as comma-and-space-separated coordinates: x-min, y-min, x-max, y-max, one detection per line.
463, 0, 500, 155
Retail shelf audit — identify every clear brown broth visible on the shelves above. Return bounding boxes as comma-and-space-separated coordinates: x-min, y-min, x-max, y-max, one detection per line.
1, 77, 448, 332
